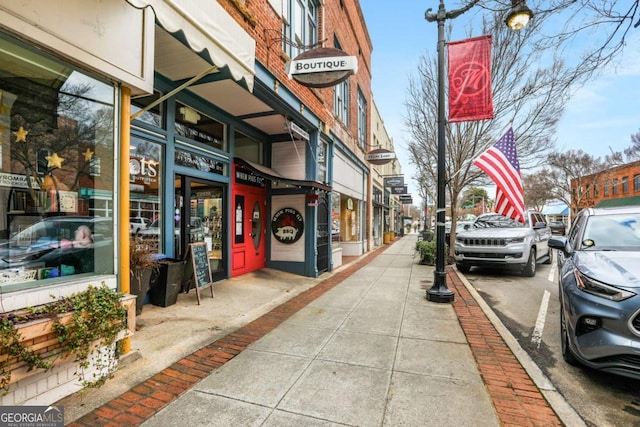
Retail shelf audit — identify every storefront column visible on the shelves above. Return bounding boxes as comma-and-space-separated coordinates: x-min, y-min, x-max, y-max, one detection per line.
120, 86, 132, 354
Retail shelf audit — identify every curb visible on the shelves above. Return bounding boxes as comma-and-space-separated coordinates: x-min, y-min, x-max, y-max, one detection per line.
451, 266, 586, 427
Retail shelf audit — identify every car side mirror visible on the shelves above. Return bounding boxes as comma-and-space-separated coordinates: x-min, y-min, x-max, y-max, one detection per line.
548, 236, 569, 254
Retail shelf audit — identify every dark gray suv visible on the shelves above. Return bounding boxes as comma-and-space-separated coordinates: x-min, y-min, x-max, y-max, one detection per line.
549, 206, 640, 379
454, 210, 552, 277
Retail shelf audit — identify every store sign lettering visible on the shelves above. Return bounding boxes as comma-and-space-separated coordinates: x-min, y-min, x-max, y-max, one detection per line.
271, 208, 304, 244
235, 169, 265, 187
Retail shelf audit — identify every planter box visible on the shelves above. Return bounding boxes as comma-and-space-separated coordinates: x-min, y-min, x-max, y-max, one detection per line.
149, 259, 186, 307
1, 295, 135, 387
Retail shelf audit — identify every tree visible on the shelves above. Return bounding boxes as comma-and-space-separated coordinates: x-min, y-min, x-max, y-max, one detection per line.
522, 172, 554, 212
406, 11, 568, 255
542, 150, 605, 217
460, 187, 490, 209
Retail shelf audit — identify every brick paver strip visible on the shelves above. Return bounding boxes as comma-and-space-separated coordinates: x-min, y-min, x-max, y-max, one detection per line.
447, 266, 564, 426
67, 242, 564, 426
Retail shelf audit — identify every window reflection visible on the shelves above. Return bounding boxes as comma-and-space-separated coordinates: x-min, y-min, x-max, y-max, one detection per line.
0, 35, 115, 287
174, 101, 225, 150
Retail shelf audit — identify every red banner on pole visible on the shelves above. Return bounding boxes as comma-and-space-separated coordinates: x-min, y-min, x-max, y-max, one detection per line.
447, 35, 493, 122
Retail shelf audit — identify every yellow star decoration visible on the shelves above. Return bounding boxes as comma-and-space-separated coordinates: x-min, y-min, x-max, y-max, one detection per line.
46, 152, 65, 169
83, 148, 94, 161
13, 126, 28, 142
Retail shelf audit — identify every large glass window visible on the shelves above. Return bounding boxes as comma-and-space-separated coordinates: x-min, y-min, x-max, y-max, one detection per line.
129, 138, 162, 251
0, 35, 116, 287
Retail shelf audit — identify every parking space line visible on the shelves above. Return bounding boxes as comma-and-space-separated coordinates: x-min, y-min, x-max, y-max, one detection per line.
548, 251, 556, 283
531, 290, 551, 349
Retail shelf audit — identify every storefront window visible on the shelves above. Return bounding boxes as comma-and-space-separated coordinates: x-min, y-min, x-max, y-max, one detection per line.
331, 192, 341, 243
0, 35, 116, 287
129, 138, 162, 252
131, 90, 164, 128
174, 101, 225, 151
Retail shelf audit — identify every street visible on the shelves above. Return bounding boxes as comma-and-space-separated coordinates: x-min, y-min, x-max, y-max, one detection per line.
463, 253, 640, 427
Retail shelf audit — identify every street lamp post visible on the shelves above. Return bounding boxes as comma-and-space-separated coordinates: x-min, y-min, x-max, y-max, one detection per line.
424, 0, 532, 303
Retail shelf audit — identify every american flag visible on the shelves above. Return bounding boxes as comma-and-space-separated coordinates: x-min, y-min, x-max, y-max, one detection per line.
473, 128, 525, 223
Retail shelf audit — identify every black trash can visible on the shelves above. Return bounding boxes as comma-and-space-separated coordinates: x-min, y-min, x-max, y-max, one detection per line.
149, 258, 186, 307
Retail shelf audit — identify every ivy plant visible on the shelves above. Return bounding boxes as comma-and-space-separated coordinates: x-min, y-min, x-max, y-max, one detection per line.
0, 283, 128, 394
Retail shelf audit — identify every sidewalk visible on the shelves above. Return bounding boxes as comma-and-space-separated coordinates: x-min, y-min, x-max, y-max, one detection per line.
64, 235, 574, 426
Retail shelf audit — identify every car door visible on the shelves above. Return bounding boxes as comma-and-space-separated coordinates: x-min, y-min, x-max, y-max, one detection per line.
533, 212, 551, 258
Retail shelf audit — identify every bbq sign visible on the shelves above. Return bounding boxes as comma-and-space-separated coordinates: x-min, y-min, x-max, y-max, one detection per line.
286, 47, 358, 88
271, 208, 304, 244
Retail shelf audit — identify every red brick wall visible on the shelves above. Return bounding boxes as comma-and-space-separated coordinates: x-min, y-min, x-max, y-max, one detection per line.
218, 0, 373, 159
572, 160, 640, 209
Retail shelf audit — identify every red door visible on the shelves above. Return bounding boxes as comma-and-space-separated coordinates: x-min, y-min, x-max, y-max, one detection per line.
231, 185, 266, 276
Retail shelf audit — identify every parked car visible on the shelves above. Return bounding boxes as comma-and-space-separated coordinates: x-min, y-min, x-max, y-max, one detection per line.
130, 217, 151, 234
549, 221, 566, 235
548, 206, 640, 379
454, 211, 552, 277
445, 220, 474, 244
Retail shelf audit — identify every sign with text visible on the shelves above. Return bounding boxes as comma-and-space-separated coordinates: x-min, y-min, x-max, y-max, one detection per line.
365, 148, 396, 165
184, 242, 214, 305
286, 47, 358, 88
383, 176, 404, 188
390, 185, 408, 195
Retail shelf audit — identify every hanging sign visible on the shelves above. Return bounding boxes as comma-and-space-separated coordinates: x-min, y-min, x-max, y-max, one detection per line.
286, 47, 358, 88
365, 148, 396, 165
383, 176, 404, 188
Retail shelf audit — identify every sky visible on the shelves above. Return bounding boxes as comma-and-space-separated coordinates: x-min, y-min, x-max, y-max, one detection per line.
359, 1, 640, 209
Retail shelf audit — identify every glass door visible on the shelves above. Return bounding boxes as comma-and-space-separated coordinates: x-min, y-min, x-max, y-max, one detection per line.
175, 175, 225, 281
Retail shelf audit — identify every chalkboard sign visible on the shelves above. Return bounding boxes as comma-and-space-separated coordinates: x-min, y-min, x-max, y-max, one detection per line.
185, 242, 214, 304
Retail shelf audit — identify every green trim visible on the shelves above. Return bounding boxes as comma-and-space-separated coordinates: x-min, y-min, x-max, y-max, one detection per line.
595, 196, 640, 208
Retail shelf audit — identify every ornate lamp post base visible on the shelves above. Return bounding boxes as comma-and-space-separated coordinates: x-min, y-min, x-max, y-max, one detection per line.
427, 270, 455, 302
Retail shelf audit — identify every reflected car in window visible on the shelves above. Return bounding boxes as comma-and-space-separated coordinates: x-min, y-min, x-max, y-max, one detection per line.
549, 206, 640, 380
0, 216, 113, 278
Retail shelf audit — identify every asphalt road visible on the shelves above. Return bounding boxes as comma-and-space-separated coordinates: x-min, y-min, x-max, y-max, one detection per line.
462, 254, 640, 427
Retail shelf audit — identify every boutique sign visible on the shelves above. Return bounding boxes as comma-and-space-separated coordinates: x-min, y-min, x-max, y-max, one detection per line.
286, 47, 358, 88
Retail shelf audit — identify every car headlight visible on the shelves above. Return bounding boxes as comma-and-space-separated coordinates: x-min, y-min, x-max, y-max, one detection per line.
505, 237, 525, 244
574, 270, 636, 301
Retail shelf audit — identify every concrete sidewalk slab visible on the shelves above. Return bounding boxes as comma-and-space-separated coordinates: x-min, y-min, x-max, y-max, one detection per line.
63, 235, 571, 427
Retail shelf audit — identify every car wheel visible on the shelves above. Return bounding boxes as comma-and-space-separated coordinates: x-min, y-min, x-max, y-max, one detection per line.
521, 248, 536, 277
560, 305, 579, 366
456, 264, 471, 273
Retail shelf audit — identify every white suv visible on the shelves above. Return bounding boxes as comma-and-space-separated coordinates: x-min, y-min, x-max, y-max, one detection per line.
130, 217, 151, 234
454, 211, 552, 277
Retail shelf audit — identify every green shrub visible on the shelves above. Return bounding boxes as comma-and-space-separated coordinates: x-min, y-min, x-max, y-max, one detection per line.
415, 240, 448, 265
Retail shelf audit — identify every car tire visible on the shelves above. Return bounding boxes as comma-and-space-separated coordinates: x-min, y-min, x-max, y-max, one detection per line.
521, 248, 536, 277
560, 306, 579, 366
456, 264, 471, 274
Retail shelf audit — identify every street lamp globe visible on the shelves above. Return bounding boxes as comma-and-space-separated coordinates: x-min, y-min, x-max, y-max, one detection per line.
505, 1, 534, 30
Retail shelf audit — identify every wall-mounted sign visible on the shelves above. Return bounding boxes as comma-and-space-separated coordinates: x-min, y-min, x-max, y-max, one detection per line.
391, 185, 408, 195
383, 176, 404, 188
365, 148, 396, 165
286, 47, 358, 88
271, 207, 304, 244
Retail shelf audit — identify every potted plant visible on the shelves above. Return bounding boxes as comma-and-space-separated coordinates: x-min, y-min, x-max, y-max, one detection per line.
130, 235, 160, 315
149, 256, 187, 307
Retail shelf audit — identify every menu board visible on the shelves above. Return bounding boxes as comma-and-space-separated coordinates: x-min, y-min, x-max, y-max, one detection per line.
185, 242, 214, 304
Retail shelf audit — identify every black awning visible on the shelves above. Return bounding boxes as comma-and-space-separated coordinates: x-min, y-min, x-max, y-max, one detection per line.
234, 158, 331, 192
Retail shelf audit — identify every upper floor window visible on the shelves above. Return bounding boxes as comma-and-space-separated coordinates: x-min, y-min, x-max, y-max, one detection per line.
634, 174, 640, 192
622, 176, 629, 194
282, 0, 318, 59
357, 89, 367, 150
334, 38, 349, 124
612, 178, 619, 195
593, 182, 599, 198
603, 181, 610, 196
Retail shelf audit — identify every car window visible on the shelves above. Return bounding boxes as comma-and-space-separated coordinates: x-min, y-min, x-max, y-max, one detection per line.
474, 214, 523, 228
583, 214, 640, 249
568, 212, 586, 247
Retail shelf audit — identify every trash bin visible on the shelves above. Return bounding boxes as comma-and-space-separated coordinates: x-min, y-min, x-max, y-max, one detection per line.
149, 258, 186, 307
